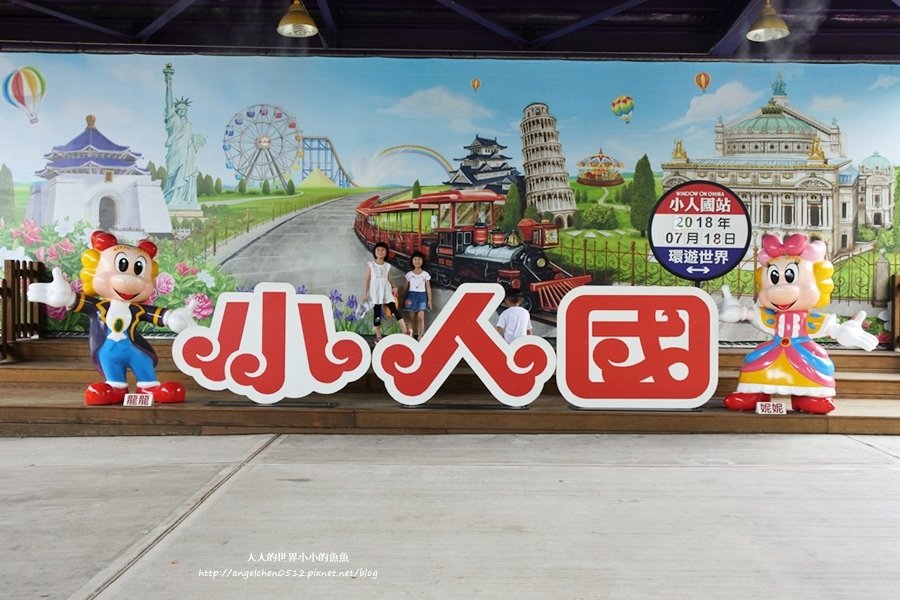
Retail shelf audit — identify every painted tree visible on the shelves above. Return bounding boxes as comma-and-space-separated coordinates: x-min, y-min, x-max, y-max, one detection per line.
523, 204, 540, 221
573, 210, 584, 229
412, 179, 422, 198
629, 154, 655, 236
582, 204, 618, 229
0, 163, 13, 221
620, 182, 632, 205
498, 183, 522, 232
262, 180, 271, 195
195, 172, 207, 195
286, 179, 295, 195
238, 178, 247, 194
215, 177, 223, 194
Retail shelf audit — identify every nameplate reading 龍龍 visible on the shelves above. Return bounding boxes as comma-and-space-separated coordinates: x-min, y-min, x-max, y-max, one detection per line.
123, 393, 154, 407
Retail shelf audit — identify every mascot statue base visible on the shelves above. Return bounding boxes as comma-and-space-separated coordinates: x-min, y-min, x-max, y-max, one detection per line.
28, 231, 197, 406
719, 233, 878, 415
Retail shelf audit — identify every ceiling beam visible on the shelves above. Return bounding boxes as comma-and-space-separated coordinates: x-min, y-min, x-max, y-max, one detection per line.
5, 0, 130, 40
135, 0, 199, 42
313, 0, 338, 48
708, 0, 765, 57
434, 0, 529, 48
530, 0, 650, 48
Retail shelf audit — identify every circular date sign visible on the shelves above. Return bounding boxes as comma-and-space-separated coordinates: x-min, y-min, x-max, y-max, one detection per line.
648, 180, 750, 282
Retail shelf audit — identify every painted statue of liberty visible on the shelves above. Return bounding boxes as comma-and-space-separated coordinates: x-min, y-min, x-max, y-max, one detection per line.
162, 63, 206, 210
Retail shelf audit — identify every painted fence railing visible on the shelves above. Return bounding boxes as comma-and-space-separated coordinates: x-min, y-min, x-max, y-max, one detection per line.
551, 236, 898, 303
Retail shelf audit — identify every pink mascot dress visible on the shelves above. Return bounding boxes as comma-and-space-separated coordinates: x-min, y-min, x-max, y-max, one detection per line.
719, 233, 877, 414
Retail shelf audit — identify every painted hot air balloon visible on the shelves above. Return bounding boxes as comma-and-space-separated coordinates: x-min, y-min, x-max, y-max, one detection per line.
3, 66, 46, 124
470, 78, 481, 93
610, 95, 634, 124
694, 71, 711, 93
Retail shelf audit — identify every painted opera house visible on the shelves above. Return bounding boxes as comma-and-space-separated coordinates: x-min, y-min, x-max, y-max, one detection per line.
661, 75, 893, 253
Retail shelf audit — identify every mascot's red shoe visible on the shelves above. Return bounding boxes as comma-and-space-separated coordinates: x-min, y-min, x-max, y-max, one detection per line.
85, 382, 128, 406
791, 395, 835, 415
137, 381, 186, 404
723, 392, 770, 411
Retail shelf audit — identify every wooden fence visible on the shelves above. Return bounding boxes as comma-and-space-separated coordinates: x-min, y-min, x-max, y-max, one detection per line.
0, 260, 45, 359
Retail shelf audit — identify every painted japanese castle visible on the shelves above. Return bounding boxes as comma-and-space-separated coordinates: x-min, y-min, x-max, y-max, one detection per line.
445, 135, 520, 194
661, 75, 893, 253
26, 115, 172, 239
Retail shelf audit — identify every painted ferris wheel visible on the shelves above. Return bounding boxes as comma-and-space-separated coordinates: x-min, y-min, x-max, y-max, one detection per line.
223, 103, 303, 189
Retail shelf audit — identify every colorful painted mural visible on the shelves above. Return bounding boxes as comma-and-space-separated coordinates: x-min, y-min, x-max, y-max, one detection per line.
0, 53, 897, 342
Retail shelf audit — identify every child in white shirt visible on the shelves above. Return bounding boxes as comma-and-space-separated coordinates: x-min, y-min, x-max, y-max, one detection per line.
495, 291, 532, 343
403, 251, 432, 341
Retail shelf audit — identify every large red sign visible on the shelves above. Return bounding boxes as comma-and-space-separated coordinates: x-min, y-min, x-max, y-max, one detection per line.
173, 283, 718, 409
556, 286, 718, 409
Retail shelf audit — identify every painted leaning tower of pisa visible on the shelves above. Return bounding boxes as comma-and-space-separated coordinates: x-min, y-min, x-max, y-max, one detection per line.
519, 102, 576, 229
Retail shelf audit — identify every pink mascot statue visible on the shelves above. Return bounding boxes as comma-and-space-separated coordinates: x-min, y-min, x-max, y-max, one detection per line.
719, 233, 878, 414
27, 230, 197, 405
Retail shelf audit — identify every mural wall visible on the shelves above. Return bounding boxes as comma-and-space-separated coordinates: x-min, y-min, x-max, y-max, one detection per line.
1, 53, 898, 343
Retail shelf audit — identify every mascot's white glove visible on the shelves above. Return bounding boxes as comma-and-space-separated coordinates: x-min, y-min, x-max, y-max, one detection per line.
718, 285, 754, 323
163, 297, 199, 333
27, 267, 76, 309
832, 311, 878, 352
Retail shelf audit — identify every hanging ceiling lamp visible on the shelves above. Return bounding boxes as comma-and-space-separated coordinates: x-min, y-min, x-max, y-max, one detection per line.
746, 0, 790, 42
277, 0, 319, 38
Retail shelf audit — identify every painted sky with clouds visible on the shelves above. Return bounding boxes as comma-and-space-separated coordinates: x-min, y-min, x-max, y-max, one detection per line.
1, 53, 899, 186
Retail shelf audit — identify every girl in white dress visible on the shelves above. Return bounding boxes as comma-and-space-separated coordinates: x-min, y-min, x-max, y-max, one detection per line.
363, 242, 409, 342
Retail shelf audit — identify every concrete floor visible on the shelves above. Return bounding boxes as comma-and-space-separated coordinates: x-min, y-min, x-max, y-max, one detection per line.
2, 434, 900, 600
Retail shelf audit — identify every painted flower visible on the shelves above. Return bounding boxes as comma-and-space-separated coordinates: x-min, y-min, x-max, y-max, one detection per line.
190, 293, 214, 319
45, 304, 68, 321
333, 308, 343, 320
54, 217, 75, 238
147, 290, 158, 305
328, 289, 343, 305
296, 284, 307, 295
862, 319, 872, 330
197, 270, 216, 288
0, 246, 32, 262
56, 238, 76, 255
236, 285, 253, 293
11, 219, 42, 246
345, 311, 358, 323
81, 227, 94, 245
155, 273, 176, 295
877, 332, 892, 344
176, 262, 199, 276
70, 278, 83, 293
347, 294, 358, 310
22, 219, 41, 246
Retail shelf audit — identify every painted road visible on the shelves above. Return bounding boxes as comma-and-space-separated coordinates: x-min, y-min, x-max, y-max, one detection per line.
218, 191, 555, 335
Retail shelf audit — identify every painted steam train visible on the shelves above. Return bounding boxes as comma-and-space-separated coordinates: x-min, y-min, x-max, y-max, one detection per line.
354, 189, 591, 312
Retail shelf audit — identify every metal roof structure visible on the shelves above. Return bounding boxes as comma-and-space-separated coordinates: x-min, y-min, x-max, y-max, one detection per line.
2, 1, 900, 62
